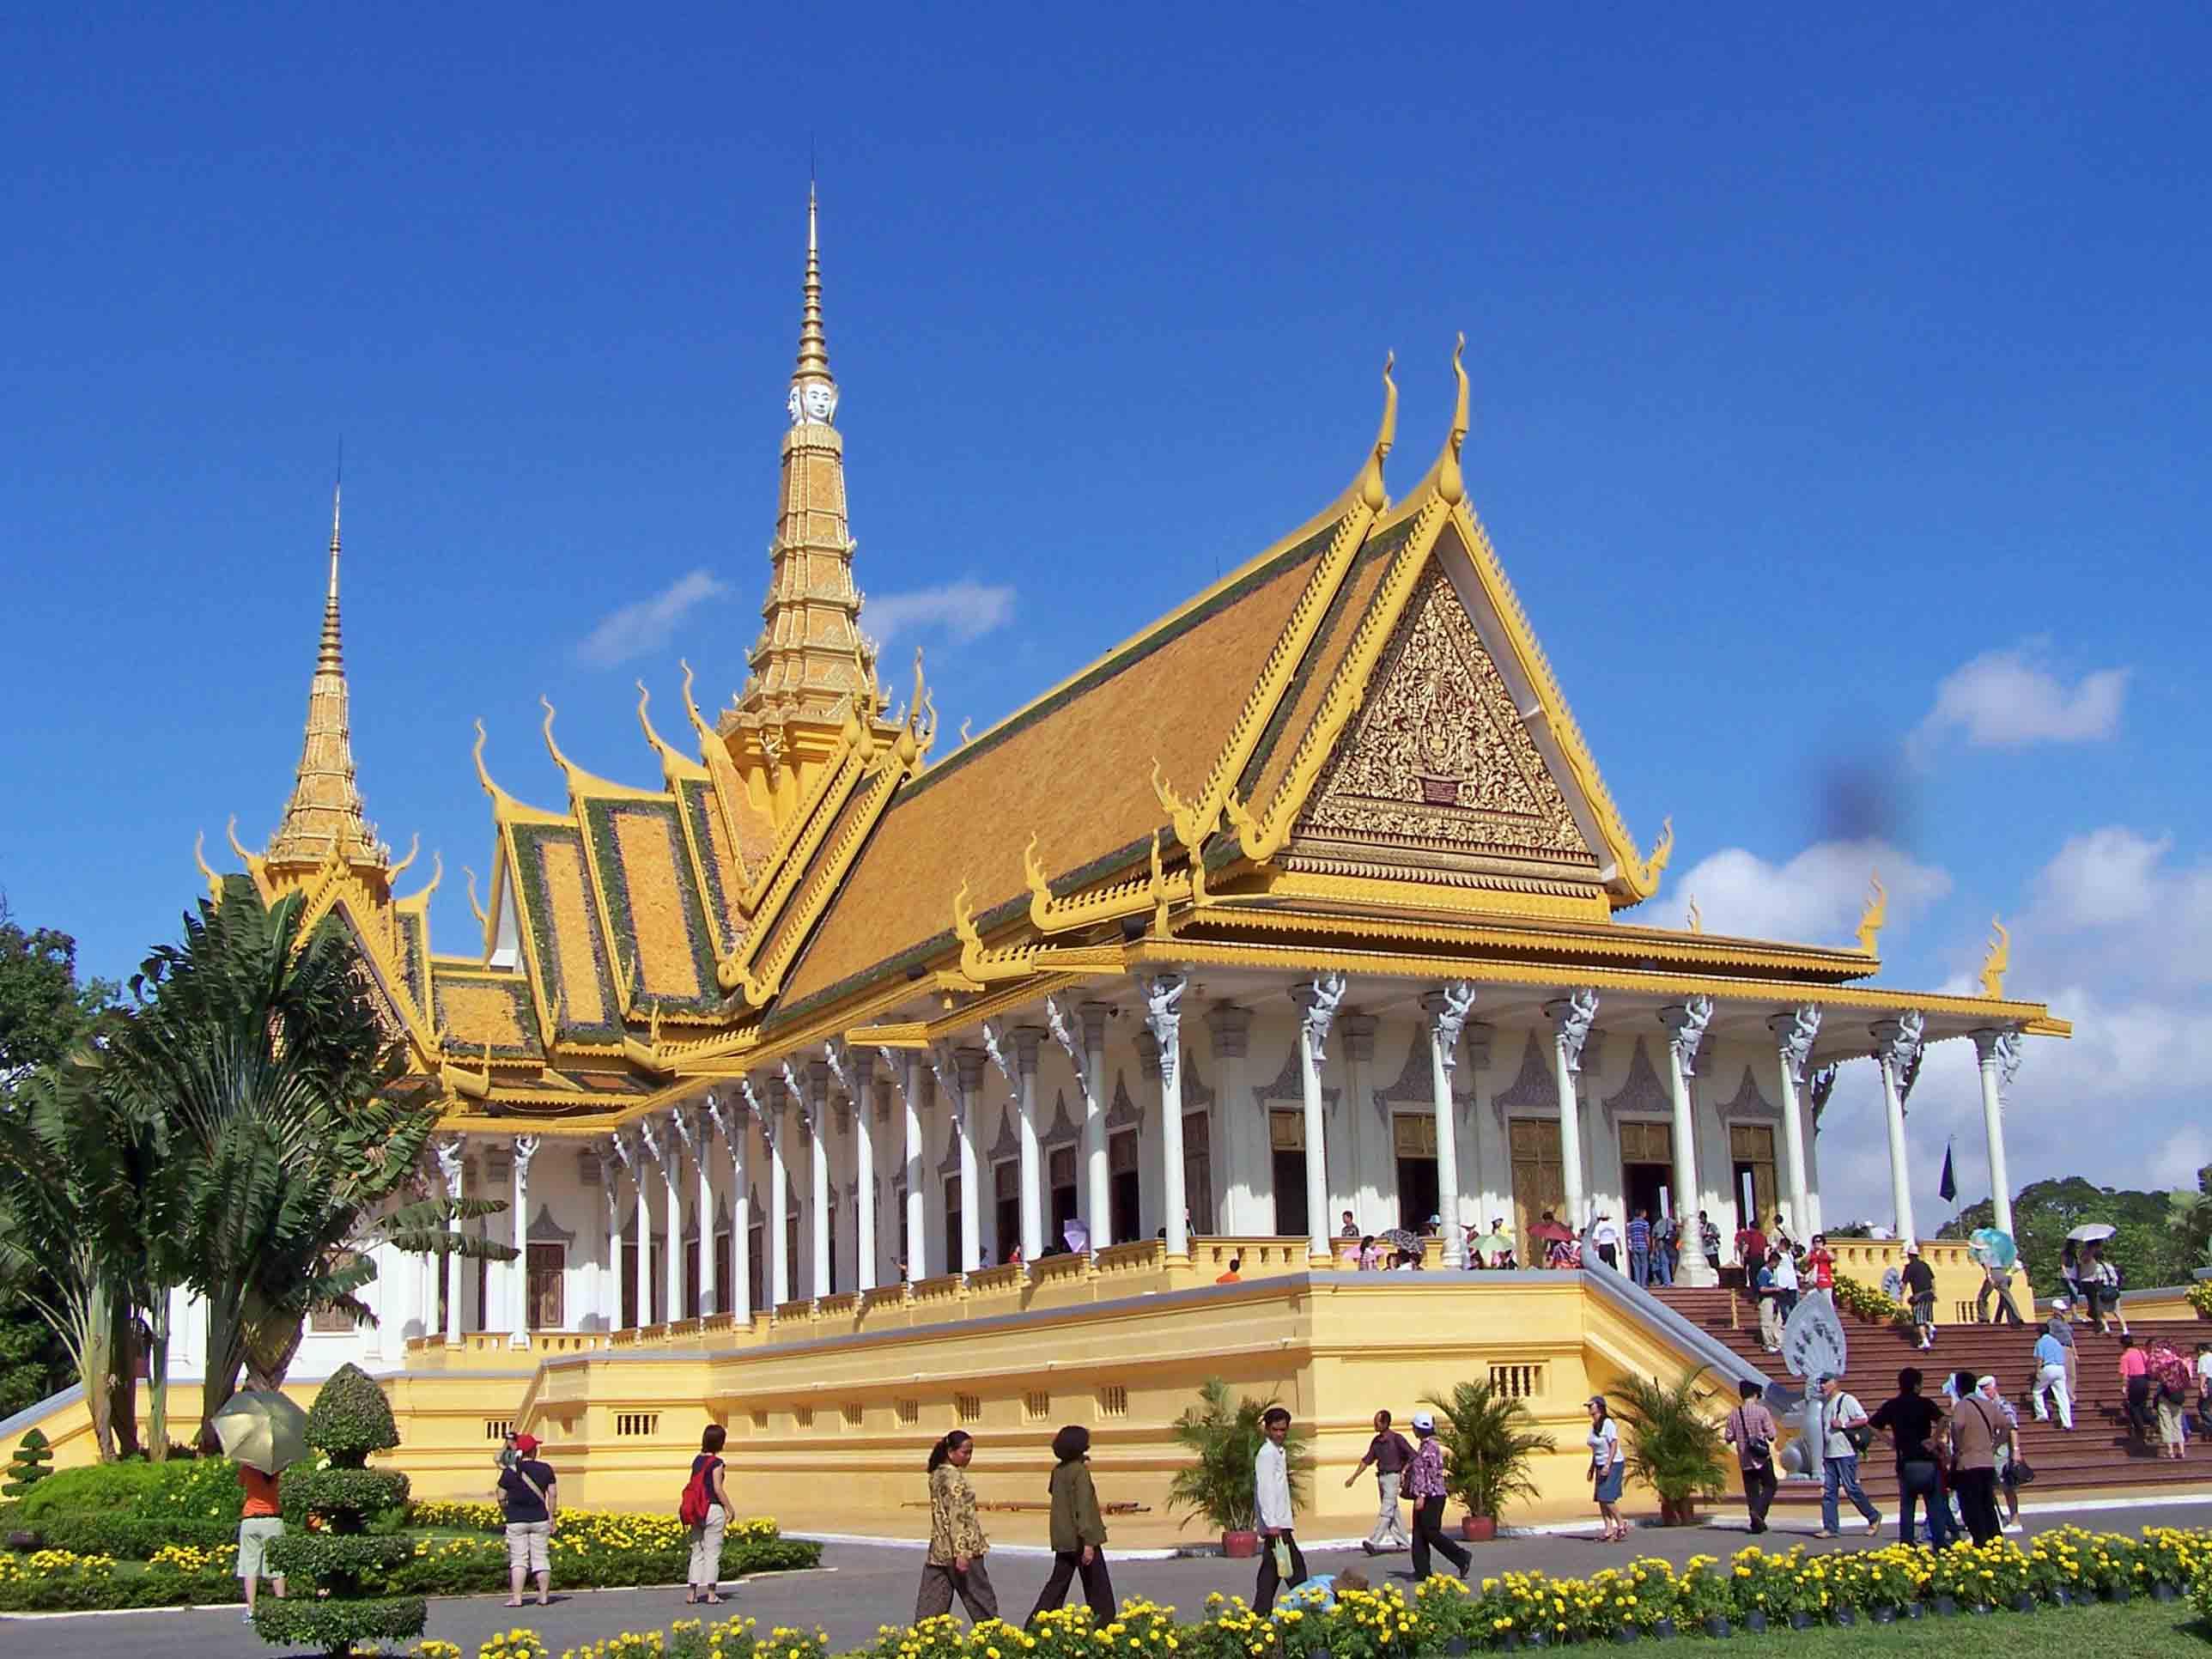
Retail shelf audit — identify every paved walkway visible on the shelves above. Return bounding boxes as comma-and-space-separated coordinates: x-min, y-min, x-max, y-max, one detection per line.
9, 1496, 2210, 1659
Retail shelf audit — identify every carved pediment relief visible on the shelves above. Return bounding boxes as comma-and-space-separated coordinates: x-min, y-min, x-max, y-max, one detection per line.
1295, 565, 1593, 871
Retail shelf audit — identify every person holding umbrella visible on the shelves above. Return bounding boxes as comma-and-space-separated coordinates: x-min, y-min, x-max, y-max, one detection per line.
211, 1388, 311, 1626
1970, 1230, 2024, 1325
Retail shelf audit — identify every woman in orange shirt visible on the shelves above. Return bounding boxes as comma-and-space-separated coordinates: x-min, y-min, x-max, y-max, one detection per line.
236, 1463, 287, 1623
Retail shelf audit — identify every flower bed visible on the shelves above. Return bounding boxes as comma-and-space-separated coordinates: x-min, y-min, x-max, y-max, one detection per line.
0, 1515, 817, 1611
415, 1535, 2212, 1659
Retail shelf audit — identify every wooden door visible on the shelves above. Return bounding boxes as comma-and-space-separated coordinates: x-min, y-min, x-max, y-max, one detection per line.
526, 1243, 564, 1331
1183, 1110, 1215, 1235
1729, 1123, 1778, 1232
1510, 1118, 1564, 1258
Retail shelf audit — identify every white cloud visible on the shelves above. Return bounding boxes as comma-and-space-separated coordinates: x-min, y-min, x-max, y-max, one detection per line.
1672, 838, 1949, 947
2020, 827, 2212, 990
576, 569, 731, 667
1907, 646, 2127, 763
860, 580, 1015, 646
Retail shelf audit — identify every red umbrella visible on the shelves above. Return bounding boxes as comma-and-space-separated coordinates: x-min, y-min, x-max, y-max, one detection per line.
1528, 1220, 1574, 1243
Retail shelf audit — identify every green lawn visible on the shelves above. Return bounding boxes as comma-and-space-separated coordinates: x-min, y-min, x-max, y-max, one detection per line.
1700, 1598, 2204, 1659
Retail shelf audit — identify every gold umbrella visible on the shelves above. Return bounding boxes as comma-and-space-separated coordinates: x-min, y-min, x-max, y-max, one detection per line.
211, 1389, 311, 1474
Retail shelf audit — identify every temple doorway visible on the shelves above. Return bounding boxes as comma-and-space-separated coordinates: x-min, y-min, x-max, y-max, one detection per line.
1729, 1124, 1778, 1233
1270, 1109, 1308, 1238
1619, 1120, 1674, 1228
1394, 1114, 1440, 1232
1048, 1147, 1079, 1249
1509, 1117, 1564, 1257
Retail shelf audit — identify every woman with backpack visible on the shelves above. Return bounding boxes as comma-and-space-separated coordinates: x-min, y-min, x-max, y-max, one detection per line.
496, 1433, 558, 1608
1025, 1424, 1114, 1623
681, 1425, 733, 1604
915, 1431, 998, 1624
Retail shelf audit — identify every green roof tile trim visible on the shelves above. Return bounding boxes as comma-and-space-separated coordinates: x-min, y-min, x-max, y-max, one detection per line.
394, 908, 428, 1014
677, 777, 744, 956
507, 820, 627, 1046
430, 969, 545, 1061
579, 795, 724, 1015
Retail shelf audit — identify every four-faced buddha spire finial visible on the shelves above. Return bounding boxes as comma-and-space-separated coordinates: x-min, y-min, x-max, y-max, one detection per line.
787, 181, 838, 427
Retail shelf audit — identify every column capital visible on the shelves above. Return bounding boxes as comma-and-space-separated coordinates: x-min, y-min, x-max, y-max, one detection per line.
1011, 1024, 1047, 1074
1972, 1025, 2024, 1095
1422, 983, 1477, 1071
1204, 1003, 1251, 1059
847, 1043, 878, 1091
955, 1044, 988, 1094
1768, 1006, 1822, 1083
1339, 1011, 1376, 1064
1871, 1009, 1926, 1074
1291, 972, 1348, 1061
1462, 1020, 1494, 1072
1660, 995, 1714, 1077
512, 1133, 541, 1175
1077, 1000, 1114, 1048
1544, 988, 1601, 1076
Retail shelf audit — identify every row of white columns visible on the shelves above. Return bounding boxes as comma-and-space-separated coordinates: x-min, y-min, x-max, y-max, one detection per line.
424, 987, 2024, 1334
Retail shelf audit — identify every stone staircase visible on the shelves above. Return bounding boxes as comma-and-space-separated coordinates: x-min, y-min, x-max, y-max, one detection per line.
1650, 1285, 2210, 1510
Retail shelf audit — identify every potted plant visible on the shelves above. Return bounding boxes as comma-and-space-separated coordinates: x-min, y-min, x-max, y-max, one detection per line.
1420, 1381, 1557, 1541
1166, 1377, 1309, 1558
1610, 1367, 1727, 1526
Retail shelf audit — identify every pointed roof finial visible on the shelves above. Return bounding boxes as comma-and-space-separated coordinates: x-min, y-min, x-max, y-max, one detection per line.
319, 475, 344, 672
787, 180, 836, 422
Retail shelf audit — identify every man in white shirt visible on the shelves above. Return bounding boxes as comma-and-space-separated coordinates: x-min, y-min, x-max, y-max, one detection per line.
1814, 1373, 1882, 1538
1253, 1407, 1307, 1614
1590, 1212, 1621, 1271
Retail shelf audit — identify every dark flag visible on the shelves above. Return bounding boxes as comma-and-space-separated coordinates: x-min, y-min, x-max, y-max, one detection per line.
1937, 1144, 1958, 1205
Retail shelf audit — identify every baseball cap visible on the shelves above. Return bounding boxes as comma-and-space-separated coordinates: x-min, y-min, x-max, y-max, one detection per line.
2052, 1297, 2070, 1310
1411, 1410, 1436, 1431
514, 1433, 540, 1455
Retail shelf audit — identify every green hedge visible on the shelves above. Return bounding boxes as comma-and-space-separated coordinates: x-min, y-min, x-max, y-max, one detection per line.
283, 1465, 410, 1525
264, 1531, 416, 1580
32, 1512, 240, 1557
17, 1455, 244, 1522
250, 1592, 428, 1647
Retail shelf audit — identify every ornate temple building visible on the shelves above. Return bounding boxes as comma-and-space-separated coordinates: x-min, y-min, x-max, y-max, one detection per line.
134, 191, 2067, 1516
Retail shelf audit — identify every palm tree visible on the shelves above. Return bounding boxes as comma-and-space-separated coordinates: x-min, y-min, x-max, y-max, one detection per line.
0, 1068, 134, 1459
1419, 1379, 1556, 1522
1610, 1364, 1729, 1516
1164, 1376, 1311, 1534
105, 886, 510, 1436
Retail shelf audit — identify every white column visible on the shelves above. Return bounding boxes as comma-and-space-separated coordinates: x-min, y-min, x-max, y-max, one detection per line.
1874, 1012, 1927, 1249
711, 1093, 750, 1323
1660, 998, 1717, 1286
1205, 1006, 1256, 1231
1544, 991, 1598, 1230
630, 1133, 651, 1326
1768, 1009, 1820, 1238
660, 1113, 684, 1319
1423, 984, 1475, 1267
1971, 1028, 2021, 1238
1340, 1012, 1377, 1228
1012, 1028, 1046, 1263
890, 1050, 926, 1278
765, 1080, 791, 1304
806, 1060, 833, 1297
846, 1050, 879, 1291
1144, 973, 1190, 1257
939, 1046, 983, 1272
510, 1135, 538, 1338
1291, 974, 1346, 1263
435, 1137, 465, 1342
690, 1106, 717, 1316
603, 1138, 625, 1330
1079, 1003, 1112, 1247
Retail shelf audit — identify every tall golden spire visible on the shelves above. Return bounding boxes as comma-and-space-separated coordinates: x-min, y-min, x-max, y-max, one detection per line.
728, 183, 886, 737
266, 483, 388, 876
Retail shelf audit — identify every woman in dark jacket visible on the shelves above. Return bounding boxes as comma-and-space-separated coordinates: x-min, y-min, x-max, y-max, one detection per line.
1024, 1425, 1114, 1623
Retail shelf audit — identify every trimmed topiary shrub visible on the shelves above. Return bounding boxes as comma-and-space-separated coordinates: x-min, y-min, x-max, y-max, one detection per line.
3, 1430, 53, 1498
254, 1364, 422, 1656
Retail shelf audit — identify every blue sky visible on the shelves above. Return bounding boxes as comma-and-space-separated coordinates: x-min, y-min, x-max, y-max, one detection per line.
3, 4, 2206, 1229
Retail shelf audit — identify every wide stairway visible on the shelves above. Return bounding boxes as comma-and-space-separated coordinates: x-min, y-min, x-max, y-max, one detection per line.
1652, 1285, 2210, 1510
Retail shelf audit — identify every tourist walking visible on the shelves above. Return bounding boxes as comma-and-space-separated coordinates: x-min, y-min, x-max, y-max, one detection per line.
1975, 1376, 2025, 1530
1404, 1410, 1472, 1581
1803, 1235, 1836, 1293
496, 1431, 557, 1607
1698, 1211, 1722, 1267
684, 1425, 733, 1604
2197, 1342, 2212, 1431
2086, 1243, 2125, 1334
2047, 1300, 2080, 1401
2148, 1338, 2191, 1459
234, 1458, 288, 1623
1723, 1379, 1778, 1534
1734, 1216, 1766, 1279
1653, 1212, 1679, 1285
915, 1431, 998, 1624
1946, 1370, 2011, 1545
2033, 1322, 2074, 1430
1253, 1407, 1309, 1614
1027, 1425, 1115, 1623
1901, 1246, 1937, 1351
2119, 1334, 2153, 1442
1754, 1253, 1783, 1352
1626, 1209, 1652, 1286
1344, 1409, 1412, 1554
1590, 1211, 1620, 1271
1976, 1261, 2025, 1325
2059, 1243, 2088, 1321
1813, 1373, 1881, 1539
1771, 1243, 1800, 1322
1586, 1395, 1628, 1542
1871, 1368, 1952, 1548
